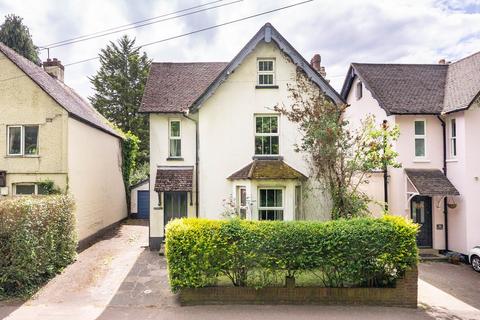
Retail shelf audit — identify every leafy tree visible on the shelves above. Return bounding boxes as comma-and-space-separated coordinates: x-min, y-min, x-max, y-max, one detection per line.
0, 14, 39, 63
89, 35, 151, 165
275, 69, 400, 219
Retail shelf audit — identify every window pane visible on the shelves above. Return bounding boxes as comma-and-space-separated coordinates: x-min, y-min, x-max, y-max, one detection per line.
255, 117, 262, 133
170, 139, 181, 157
8, 127, 21, 154
260, 189, 266, 207
170, 121, 180, 137
24, 126, 39, 155
259, 210, 283, 220
414, 121, 425, 135
16, 184, 35, 195
451, 119, 456, 137
415, 138, 425, 157
255, 137, 263, 154
274, 189, 282, 207
258, 74, 273, 85
262, 136, 271, 155
270, 117, 278, 133
271, 136, 279, 155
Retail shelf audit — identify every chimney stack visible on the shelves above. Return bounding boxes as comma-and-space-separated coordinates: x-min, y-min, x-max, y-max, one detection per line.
310, 54, 327, 78
43, 58, 64, 82
438, 59, 446, 65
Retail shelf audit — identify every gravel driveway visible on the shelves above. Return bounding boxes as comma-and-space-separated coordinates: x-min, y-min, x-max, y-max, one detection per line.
1, 220, 479, 320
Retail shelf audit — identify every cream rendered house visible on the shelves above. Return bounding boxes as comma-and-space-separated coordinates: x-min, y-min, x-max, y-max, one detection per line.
0, 43, 127, 246
140, 23, 344, 249
341, 53, 480, 255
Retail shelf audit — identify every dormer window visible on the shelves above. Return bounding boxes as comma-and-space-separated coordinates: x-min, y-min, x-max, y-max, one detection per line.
356, 81, 363, 100
257, 59, 275, 86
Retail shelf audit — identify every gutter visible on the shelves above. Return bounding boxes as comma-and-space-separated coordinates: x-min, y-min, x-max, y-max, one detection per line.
437, 116, 449, 251
183, 113, 199, 218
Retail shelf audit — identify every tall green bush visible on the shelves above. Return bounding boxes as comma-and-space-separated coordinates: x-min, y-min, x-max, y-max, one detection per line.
0, 195, 77, 297
165, 216, 418, 292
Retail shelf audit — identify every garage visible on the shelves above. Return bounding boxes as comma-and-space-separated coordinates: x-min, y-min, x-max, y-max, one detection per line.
130, 179, 149, 219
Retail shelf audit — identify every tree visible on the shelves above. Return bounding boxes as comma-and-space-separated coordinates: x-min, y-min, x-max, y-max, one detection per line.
275, 69, 400, 219
89, 35, 151, 165
0, 14, 39, 63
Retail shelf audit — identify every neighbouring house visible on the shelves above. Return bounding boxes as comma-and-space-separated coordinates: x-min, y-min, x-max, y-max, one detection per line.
140, 23, 344, 249
130, 179, 150, 219
341, 53, 480, 255
0, 43, 127, 246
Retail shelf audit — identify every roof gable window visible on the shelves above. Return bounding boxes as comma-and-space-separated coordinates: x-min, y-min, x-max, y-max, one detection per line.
257, 59, 276, 87
356, 81, 363, 100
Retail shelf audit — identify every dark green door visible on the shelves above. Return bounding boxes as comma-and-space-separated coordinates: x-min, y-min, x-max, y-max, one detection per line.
164, 192, 188, 228
411, 195, 433, 248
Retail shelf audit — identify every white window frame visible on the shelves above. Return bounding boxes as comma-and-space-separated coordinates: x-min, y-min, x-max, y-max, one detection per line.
236, 186, 247, 219
257, 58, 275, 86
450, 118, 457, 158
168, 119, 181, 158
7, 125, 39, 156
414, 119, 427, 159
258, 187, 284, 220
13, 183, 38, 196
254, 114, 280, 156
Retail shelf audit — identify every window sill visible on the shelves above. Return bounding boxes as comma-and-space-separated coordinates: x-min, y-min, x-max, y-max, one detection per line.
166, 157, 184, 161
255, 85, 279, 89
5, 155, 40, 158
446, 158, 458, 163
253, 155, 283, 160
413, 159, 430, 163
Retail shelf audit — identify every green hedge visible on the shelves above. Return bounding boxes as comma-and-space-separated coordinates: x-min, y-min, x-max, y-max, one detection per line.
165, 216, 418, 292
0, 195, 77, 297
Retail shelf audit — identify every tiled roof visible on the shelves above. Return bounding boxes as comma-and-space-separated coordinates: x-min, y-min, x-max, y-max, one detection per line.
139, 62, 228, 113
228, 160, 307, 180
0, 42, 121, 138
443, 51, 480, 113
154, 166, 193, 192
350, 63, 448, 114
342, 51, 480, 115
405, 169, 459, 196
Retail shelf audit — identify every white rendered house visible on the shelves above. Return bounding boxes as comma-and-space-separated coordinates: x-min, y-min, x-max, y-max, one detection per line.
140, 23, 344, 249
341, 54, 480, 255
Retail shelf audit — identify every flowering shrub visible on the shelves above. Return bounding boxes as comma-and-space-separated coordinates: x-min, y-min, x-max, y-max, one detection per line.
165, 216, 418, 292
0, 195, 76, 297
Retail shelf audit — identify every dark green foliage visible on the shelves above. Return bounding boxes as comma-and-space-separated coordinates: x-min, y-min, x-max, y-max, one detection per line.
37, 179, 62, 195
0, 14, 39, 63
122, 131, 140, 213
165, 216, 418, 292
89, 35, 151, 165
0, 195, 77, 297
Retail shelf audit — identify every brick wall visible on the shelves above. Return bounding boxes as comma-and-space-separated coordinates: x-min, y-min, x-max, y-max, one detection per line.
179, 267, 418, 308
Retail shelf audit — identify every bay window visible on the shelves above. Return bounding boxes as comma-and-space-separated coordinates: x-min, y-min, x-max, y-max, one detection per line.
258, 188, 283, 220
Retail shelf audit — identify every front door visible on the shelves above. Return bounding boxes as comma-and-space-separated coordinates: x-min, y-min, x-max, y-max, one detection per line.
164, 192, 188, 228
410, 195, 433, 248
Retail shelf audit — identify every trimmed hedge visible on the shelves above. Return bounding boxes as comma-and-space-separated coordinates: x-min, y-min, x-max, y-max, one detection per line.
165, 216, 418, 292
0, 195, 77, 297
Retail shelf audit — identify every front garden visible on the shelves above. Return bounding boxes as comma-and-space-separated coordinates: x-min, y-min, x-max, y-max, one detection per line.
165, 216, 419, 306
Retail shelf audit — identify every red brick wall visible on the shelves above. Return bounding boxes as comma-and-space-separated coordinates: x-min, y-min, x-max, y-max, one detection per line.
179, 267, 418, 308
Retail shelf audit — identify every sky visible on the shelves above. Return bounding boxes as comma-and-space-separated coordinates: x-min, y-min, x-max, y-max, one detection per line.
1, 0, 480, 98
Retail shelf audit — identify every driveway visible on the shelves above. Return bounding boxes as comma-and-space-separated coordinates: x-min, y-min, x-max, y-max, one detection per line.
1, 220, 479, 320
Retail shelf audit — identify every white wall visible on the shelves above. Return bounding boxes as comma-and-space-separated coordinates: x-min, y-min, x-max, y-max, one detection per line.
130, 180, 149, 214
197, 41, 329, 221
149, 113, 197, 238
68, 118, 127, 240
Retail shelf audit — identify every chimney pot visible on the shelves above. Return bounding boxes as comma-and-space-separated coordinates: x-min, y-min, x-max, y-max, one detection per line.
438, 59, 446, 65
43, 58, 64, 82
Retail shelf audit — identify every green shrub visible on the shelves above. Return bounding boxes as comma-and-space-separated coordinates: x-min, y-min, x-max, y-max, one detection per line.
165, 216, 418, 292
0, 195, 77, 297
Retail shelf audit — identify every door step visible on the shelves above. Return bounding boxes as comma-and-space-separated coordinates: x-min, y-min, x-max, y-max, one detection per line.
419, 249, 448, 262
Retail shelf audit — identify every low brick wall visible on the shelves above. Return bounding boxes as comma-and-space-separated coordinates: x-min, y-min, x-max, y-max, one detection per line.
179, 267, 418, 307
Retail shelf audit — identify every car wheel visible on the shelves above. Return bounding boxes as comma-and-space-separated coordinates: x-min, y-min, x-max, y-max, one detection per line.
472, 255, 480, 273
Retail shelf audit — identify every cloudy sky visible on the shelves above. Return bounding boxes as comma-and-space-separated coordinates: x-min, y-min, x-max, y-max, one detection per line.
1, 0, 480, 98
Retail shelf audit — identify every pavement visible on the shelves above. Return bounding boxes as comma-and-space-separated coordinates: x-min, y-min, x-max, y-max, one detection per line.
1, 220, 479, 320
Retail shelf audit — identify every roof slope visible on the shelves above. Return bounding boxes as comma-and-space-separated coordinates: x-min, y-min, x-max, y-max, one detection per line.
405, 168, 459, 196
341, 51, 480, 115
443, 51, 480, 113
346, 63, 448, 115
140, 62, 228, 113
139, 23, 344, 114
0, 42, 121, 138
228, 160, 307, 180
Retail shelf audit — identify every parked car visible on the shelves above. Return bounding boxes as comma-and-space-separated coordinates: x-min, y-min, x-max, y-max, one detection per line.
469, 246, 480, 272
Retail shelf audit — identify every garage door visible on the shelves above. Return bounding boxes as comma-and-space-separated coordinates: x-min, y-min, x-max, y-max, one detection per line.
137, 190, 150, 219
